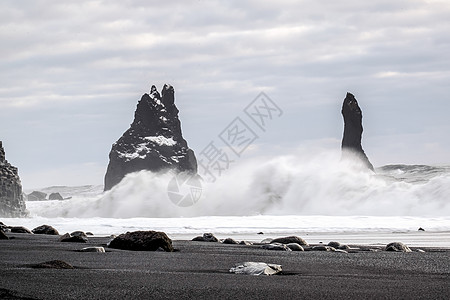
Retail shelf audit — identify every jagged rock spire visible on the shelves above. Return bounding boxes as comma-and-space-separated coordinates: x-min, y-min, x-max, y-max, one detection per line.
104, 84, 197, 191
341, 92, 374, 171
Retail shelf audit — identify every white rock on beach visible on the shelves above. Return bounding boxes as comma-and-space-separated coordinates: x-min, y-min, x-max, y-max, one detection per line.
230, 262, 282, 276
79, 247, 105, 253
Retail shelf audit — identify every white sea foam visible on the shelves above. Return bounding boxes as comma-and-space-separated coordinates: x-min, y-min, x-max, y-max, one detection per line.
24, 148, 450, 219
12, 149, 450, 247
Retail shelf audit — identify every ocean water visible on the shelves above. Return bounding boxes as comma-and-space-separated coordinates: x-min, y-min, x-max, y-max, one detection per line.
4, 150, 450, 246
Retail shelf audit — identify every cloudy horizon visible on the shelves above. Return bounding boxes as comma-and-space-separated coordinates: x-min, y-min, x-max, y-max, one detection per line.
1, 0, 449, 188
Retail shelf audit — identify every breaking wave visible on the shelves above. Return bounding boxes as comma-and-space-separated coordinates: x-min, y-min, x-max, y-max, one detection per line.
28, 148, 450, 218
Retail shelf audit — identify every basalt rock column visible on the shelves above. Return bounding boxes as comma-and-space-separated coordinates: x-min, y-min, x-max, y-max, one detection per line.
104, 84, 198, 191
341, 92, 374, 171
0, 141, 28, 217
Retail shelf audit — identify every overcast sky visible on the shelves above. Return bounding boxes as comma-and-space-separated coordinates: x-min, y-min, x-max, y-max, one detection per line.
1, 0, 449, 188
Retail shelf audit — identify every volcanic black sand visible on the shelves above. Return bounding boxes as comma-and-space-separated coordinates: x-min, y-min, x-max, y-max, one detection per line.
1, 233, 449, 299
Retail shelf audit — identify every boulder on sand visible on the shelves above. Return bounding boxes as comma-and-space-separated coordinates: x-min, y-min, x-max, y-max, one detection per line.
78, 247, 105, 253
32, 225, 59, 235
262, 243, 292, 251
10, 226, 32, 234
0, 229, 8, 239
223, 238, 239, 244
71, 231, 88, 238
59, 233, 88, 243
270, 236, 308, 246
230, 262, 282, 276
385, 242, 412, 252
108, 230, 174, 252
192, 233, 219, 242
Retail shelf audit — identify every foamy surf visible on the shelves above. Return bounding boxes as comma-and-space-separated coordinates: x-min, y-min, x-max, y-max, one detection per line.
25, 149, 450, 218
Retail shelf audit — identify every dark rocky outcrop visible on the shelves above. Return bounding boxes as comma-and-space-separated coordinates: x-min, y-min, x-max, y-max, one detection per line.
27, 191, 47, 201
32, 225, 59, 235
0, 141, 27, 217
270, 236, 308, 246
104, 84, 198, 191
108, 230, 174, 252
341, 93, 374, 171
49, 192, 64, 200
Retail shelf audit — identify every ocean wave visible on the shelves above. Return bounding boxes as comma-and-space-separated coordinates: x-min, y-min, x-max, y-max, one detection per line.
26, 149, 450, 218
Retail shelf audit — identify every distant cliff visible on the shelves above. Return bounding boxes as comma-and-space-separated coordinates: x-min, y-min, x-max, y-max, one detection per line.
341, 92, 374, 171
0, 141, 28, 217
104, 84, 197, 191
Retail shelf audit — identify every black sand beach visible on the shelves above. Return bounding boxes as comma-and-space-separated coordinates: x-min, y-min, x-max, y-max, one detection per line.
1, 233, 449, 299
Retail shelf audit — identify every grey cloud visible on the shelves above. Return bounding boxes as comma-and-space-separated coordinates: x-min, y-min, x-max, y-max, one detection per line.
1, 0, 449, 186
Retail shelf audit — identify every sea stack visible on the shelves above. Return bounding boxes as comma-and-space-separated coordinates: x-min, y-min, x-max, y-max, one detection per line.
104, 84, 198, 191
0, 141, 28, 217
341, 92, 374, 171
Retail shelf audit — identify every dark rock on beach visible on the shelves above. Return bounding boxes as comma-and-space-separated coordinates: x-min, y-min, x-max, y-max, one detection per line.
108, 230, 174, 252
0, 229, 8, 239
271, 236, 308, 246
223, 238, 239, 244
239, 241, 253, 245
71, 231, 88, 238
10, 226, 32, 234
286, 243, 304, 251
385, 242, 412, 252
0, 141, 27, 217
32, 225, 59, 235
341, 92, 374, 170
192, 233, 219, 242
262, 243, 292, 251
59, 233, 88, 243
311, 245, 336, 252
48, 192, 64, 200
104, 84, 198, 191
327, 241, 350, 250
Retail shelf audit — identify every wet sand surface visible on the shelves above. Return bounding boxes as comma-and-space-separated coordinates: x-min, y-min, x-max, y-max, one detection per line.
1, 233, 449, 299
